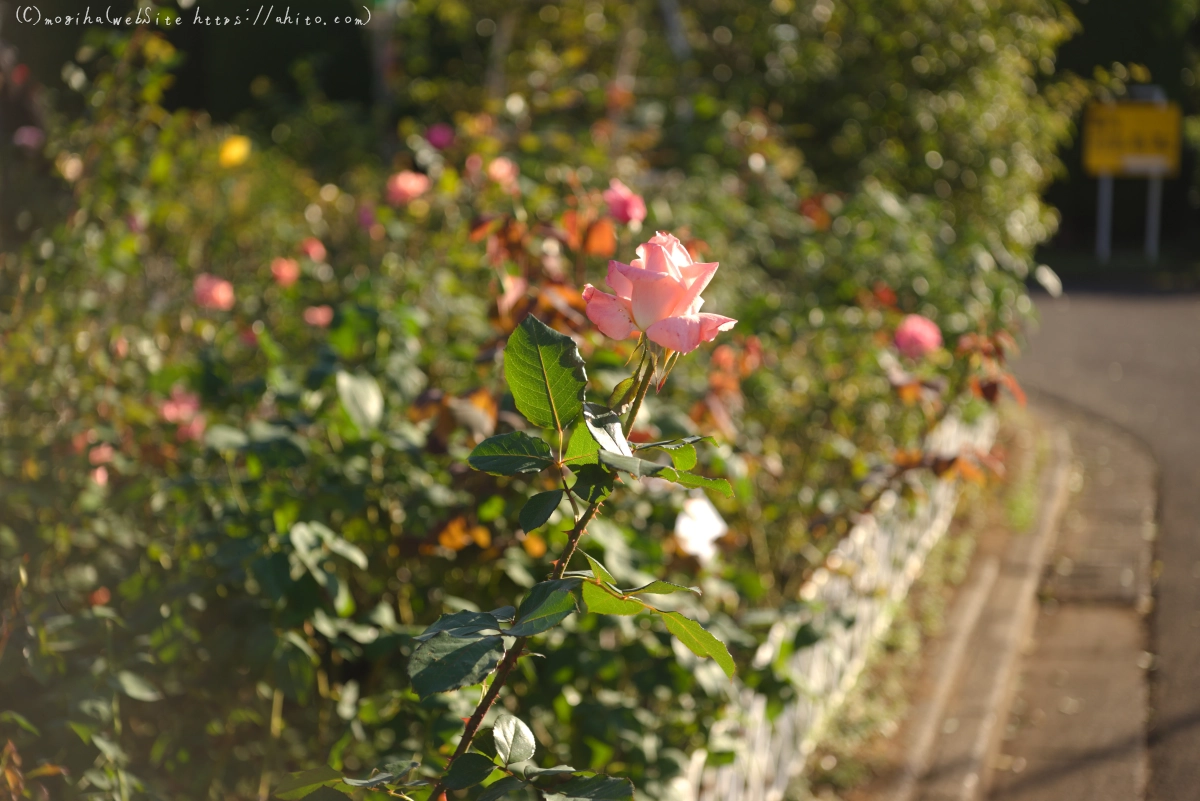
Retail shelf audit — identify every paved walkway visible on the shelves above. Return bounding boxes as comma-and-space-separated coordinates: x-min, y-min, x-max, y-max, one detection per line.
1013, 292, 1200, 801
988, 397, 1153, 801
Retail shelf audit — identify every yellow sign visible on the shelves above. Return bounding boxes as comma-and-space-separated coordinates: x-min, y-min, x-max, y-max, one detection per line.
1083, 101, 1181, 177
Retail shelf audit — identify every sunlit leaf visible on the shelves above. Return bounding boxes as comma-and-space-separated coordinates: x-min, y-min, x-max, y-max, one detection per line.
620, 580, 700, 596
114, 671, 162, 702
406, 632, 505, 699
505, 315, 586, 431
493, 714, 537, 766
508, 579, 583, 636
469, 432, 555, 475
582, 552, 616, 585
563, 423, 600, 465
570, 464, 613, 505
660, 612, 735, 678
414, 611, 501, 642
274, 766, 343, 800
582, 403, 632, 457
519, 490, 563, 532
336, 371, 384, 433
580, 582, 644, 616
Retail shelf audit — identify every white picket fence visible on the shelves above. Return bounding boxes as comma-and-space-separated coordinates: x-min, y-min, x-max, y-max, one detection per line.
676, 413, 998, 801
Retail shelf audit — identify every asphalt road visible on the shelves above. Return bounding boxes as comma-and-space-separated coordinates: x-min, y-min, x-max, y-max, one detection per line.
1014, 292, 1200, 801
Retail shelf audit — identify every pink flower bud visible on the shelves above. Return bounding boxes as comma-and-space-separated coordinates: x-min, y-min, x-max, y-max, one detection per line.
299, 237, 326, 263
486, 157, 519, 189
193, 273, 235, 311
387, 170, 432, 205
894, 314, 943, 360
89, 444, 115, 465
91, 466, 109, 487
271, 257, 300, 288
304, 305, 334, 327
602, 179, 647, 225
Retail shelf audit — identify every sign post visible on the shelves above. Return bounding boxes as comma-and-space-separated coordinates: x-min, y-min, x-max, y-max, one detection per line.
1082, 87, 1180, 264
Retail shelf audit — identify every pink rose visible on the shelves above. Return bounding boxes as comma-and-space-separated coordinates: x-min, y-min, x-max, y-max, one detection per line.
894, 314, 943, 360
89, 444, 115, 465
602, 179, 647, 225
426, 123, 455, 150
583, 231, 736, 354
486, 157, 519, 189
299, 237, 326, 262
194, 273, 235, 311
304, 305, 334, 327
161, 387, 202, 425
387, 170, 431, 205
91, 466, 109, 487
271, 257, 300, 287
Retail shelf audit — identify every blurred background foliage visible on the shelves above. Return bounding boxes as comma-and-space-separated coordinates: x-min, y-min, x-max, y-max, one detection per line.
0, 0, 1134, 798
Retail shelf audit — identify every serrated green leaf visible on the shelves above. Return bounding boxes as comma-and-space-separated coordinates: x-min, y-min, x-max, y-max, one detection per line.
570, 464, 614, 505
493, 714, 536, 766
660, 612, 736, 678
469, 432, 555, 475
480, 775, 531, 800
668, 444, 697, 471
508, 579, 583, 637
597, 452, 669, 478
521, 765, 577, 780
490, 605, 517, 622
608, 376, 638, 413
582, 403, 632, 457
505, 315, 586, 432
660, 468, 734, 498
563, 423, 600, 465
114, 670, 162, 702
580, 582, 645, 616
406, 632, 505, 699
414, 611, 501, 642
519, 490, 563, 532
442, 753, 498, 790
582, 552, 616, 585
632, 436, 711, 451
543, 773, 634, 799
621, 580, 700, 596
274, 766, 343, 800
336, 371, 384, 433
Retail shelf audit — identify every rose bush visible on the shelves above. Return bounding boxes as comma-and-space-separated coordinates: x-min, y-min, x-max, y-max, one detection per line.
0, 0, 1083, 795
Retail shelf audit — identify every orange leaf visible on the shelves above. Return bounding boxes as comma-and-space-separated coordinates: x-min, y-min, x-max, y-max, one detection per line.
561, 210, 581, 251
584, 217, 617, 257
470, 526, 492, 549
437, 517, 473, 551
522, 534, 547, 559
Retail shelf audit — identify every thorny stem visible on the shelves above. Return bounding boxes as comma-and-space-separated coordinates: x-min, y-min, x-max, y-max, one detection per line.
622, 355, 656, 437
430, 500, 602, 796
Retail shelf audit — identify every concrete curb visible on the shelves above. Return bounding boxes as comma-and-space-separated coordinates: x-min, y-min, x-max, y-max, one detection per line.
965, 428, 1073, 800
886, 556, 999, 801
894, 424, 1074, 801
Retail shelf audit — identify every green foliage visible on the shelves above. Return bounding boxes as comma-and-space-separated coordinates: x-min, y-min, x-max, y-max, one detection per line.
505, 315, 588, 432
